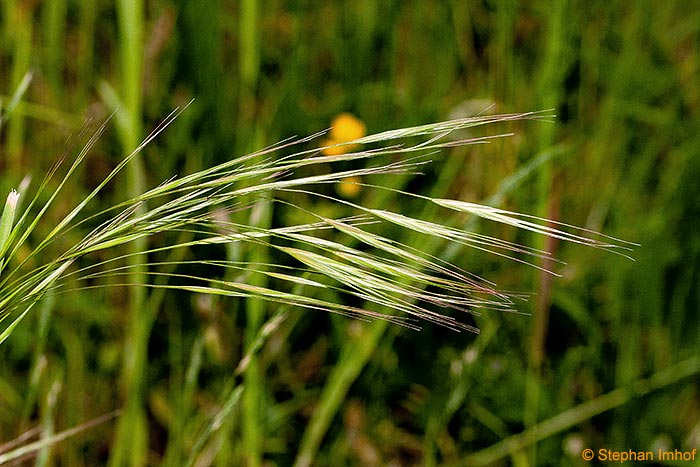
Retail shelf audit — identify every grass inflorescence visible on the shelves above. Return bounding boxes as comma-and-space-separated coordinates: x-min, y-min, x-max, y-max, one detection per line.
0, 107, 638, 464
2, 109, 626, 342
2, 2, 698, 465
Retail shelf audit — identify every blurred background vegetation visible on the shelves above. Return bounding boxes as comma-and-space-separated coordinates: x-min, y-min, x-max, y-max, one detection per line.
1, 1, 699, 466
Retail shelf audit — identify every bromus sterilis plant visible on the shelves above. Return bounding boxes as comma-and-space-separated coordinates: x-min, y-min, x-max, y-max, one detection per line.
0, 106, 635, 464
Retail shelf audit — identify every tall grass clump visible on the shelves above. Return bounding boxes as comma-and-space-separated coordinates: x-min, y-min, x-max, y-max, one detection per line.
0, 108, 635, 463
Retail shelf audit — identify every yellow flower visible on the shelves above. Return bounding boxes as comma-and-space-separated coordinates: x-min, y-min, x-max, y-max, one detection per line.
329, 112, 366, 142
335, 175, 363, 198
322, 112, 366, 156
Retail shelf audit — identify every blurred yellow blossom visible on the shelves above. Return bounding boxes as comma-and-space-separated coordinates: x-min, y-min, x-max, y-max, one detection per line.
329, 113, 366, 141
322, 112, 366, 155
335, 175, 363, 198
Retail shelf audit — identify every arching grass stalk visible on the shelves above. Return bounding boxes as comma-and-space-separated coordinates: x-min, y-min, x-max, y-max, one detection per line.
0, 109, 635, 461
0, 108, 635, 343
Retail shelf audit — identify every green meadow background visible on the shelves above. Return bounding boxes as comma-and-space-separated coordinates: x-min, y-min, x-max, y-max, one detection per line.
1, 1, 699, 466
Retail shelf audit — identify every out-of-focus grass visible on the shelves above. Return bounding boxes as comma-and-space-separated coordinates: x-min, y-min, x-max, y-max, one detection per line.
1, 1, 699, 466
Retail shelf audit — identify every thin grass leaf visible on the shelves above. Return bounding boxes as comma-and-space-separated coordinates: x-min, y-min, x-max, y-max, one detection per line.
0, 411, 119, 465
0, 70, 34, 130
